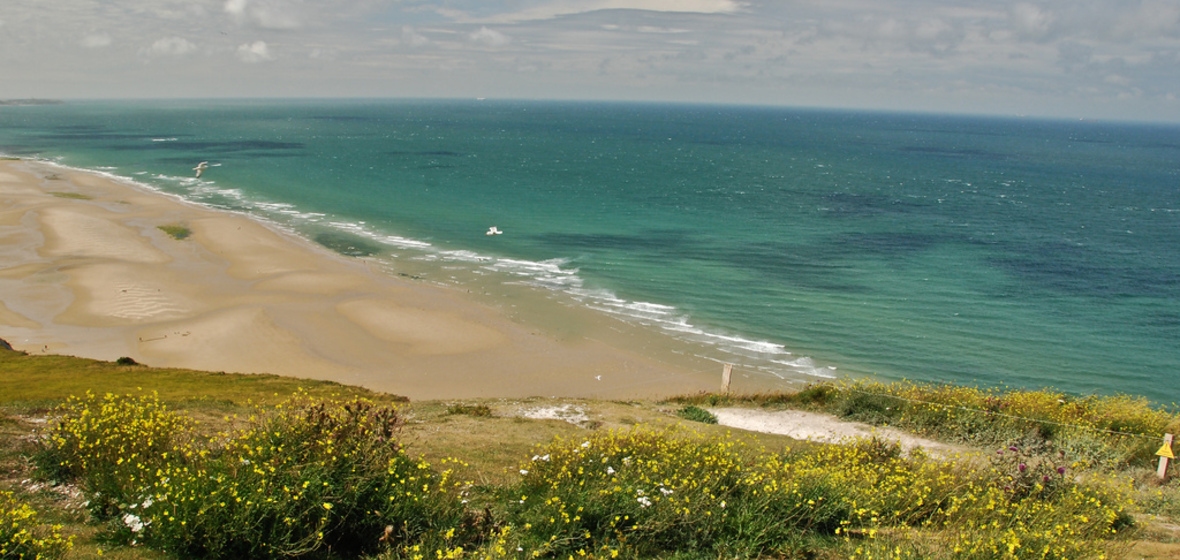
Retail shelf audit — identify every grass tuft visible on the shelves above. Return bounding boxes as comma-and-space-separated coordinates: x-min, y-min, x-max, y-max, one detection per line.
446, 404, 493, 417
157, 224, 191, 240
675, 405, 717, 424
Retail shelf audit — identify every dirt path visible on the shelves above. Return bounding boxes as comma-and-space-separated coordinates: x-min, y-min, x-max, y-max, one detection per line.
709, 408, 969, 457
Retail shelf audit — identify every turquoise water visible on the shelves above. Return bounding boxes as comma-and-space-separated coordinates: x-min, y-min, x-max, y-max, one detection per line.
1, 99, 1177, 403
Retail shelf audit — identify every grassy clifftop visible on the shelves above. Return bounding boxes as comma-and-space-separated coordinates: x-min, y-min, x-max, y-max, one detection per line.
1, 347, 1178, 560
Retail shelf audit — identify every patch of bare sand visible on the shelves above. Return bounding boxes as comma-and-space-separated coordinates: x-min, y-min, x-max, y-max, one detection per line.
61, 263, 196, 323
709, 408, 965, 457
134, 306, 340, 378
40, 207, 169, 264
338, 299, 507, 355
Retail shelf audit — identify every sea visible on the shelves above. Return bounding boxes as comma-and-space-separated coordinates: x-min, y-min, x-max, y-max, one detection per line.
1, 99, 1177, 404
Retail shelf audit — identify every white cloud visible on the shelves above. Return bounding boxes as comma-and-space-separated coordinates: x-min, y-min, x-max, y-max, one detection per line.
225, 0, 248, 16
1113, 0, 1180, 39
80, 33, 112, 48
470, 0, 746, 23
470, 26, 511, 47
237, 40, 274, 62
145, 36, 198, 57
1010, 4, 1054, 41
225, 0, 302, 30
403, 26, 430, 47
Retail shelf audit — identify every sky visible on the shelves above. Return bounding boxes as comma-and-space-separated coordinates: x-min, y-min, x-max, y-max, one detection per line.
1, 0, 1179, 122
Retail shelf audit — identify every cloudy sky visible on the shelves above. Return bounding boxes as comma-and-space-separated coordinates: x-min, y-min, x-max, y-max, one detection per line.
2, 0, 1178, 122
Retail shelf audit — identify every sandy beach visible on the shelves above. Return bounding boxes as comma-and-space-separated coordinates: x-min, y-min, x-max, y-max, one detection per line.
0, 158, 735, 399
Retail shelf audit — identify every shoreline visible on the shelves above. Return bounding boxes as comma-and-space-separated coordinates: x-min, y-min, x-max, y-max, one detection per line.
0, 158, 794, 400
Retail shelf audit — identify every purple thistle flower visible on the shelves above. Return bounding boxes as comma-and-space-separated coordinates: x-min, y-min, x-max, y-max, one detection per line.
1043, 475, 1051, 482
1018, 463, 1027, 472
1008, 446, 1019, 452
1057, 466, 1066, 475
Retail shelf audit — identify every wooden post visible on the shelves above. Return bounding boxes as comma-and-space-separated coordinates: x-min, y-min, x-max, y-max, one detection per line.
721, 363, 733, 394
1158, 433, 1174, 481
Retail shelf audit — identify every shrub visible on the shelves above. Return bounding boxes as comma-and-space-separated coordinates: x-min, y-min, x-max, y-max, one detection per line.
675, 406, 717, 424
34, 392, 191, 519
137, 396, 470, 559
35, 392, 470, 559
0, 491, 73, 560
115, 356, 139, 366
504, 429, 852, 558
499, 429, 1134, 560
446, 404, 493, 417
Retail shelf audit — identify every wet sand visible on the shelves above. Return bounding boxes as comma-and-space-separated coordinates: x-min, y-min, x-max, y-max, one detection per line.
0, 159, 737, 400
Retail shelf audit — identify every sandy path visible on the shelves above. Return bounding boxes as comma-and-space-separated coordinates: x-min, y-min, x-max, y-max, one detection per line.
709, 407, 965, 456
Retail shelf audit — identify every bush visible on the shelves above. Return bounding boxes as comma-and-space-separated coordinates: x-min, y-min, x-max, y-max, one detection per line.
34, 392, 191, 519
0, 491, 73, 560
446, 404, 493, 417
503, 429, 851, 558
498, 429, 1135, 560
675, 406, 717, 424
36, 392, 470, 559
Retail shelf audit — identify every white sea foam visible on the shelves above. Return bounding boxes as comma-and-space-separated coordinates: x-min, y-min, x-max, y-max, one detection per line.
151, 138, 178, 142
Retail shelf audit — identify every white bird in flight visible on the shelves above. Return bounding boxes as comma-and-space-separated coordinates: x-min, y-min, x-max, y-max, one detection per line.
486, 226, 503, 236
193, 161, 210, 178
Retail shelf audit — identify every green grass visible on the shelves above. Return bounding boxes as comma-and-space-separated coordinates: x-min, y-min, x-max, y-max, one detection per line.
675, 405, 717, 424
156, 224, 191, 240
1, 347, 1178, 559
0, 347, 401, 412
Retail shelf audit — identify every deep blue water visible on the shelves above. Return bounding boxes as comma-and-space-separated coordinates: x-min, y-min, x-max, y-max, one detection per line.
2, 99, 1177, 403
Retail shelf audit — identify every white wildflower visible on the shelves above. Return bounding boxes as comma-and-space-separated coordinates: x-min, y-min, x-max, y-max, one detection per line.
123, 513, 146, 533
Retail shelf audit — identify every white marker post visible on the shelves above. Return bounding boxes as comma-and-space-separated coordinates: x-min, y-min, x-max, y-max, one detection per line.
1158, 433, 1174, 481
721, 363, 733, 394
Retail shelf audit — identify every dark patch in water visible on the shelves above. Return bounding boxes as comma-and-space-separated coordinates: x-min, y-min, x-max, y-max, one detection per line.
0, 145, 43, 156
387, 150, 465, 157
117, 140, 305, 153
308, 115, 373, 122
826, 232, 942, 256
986, 241, 1180, 298
37, 131, 153, 142
537, 230, 693, 252
715, 241, 867, 292
898, 146, 1009, 160
819, 192, 929, 218
313, 232, 381, 257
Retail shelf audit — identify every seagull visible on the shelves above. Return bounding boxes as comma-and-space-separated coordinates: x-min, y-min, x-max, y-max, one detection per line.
486, 226, 503, 236
193, 161, 209, 178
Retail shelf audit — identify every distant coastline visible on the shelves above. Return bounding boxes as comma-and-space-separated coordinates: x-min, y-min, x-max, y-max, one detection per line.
0, 99, 65, 106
